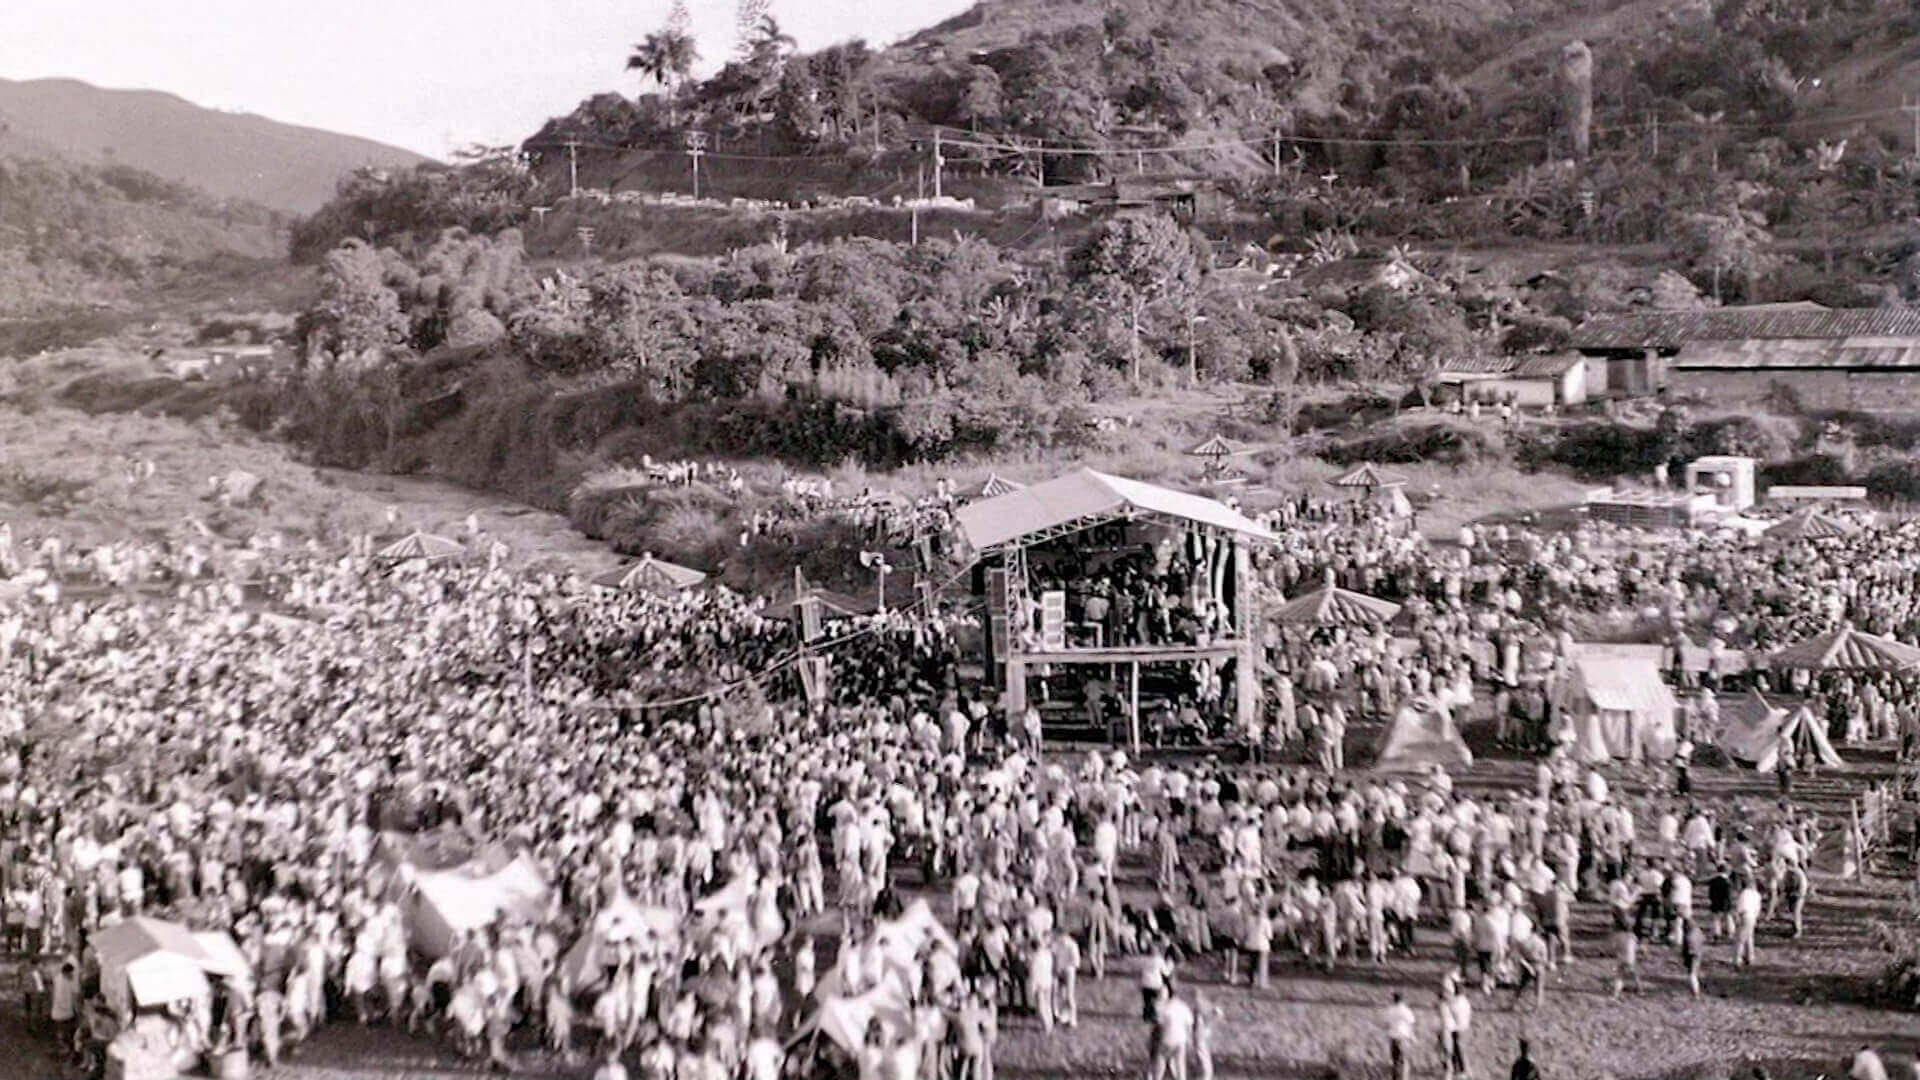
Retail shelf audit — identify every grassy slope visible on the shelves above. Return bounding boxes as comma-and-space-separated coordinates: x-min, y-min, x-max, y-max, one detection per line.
0, 351, 620, 578
0, 77, 430, 216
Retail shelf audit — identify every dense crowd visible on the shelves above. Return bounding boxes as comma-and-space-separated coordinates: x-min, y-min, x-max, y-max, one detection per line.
0, 489, 1916, 1080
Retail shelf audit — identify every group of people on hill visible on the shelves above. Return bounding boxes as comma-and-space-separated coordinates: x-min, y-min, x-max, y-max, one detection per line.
0, 474, 1916, 1080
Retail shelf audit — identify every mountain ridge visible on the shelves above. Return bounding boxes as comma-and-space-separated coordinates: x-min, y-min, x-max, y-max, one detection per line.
0, 76, 431, 216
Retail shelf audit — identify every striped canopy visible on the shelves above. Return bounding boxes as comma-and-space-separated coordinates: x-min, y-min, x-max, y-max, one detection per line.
592, 554, 708, 592
1186, 435, 1248, 458
962, 473, 1026, 501
1771, 626, 1920, 672
1329, 463, 1409, 489
377, 531, 464, 563
1270, 584, 1403, 627
1765, 507, 1858, 542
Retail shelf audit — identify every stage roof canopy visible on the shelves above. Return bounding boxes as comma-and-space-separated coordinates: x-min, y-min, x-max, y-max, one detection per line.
954, 467, 1276, 551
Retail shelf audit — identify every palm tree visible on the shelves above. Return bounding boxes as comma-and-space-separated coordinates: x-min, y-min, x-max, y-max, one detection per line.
746, 14, 797, 73
627, 30, 700, 125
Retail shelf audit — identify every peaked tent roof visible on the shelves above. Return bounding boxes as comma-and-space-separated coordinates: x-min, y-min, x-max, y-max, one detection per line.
1375, 696, 1473, 773
1270, 584, 1402, 627
1765, 507, 1859, 542
1186, 434, 1250, 458
961, 473, 1026, 501
953, 468, 1276, 552
1329, 463, 1410, 489
377, 531, 464, 562
1719, 690, 1843, 771
1771, 626, 1920, 671
592, 554, 708, 592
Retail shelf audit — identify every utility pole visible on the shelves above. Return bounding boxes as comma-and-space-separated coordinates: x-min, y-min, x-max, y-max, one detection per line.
1271, 131, 1282, 177
685, 130, 708, 200
932, 129, 944, 200
1905, 96, 1920, 159
564, 139, 580, 198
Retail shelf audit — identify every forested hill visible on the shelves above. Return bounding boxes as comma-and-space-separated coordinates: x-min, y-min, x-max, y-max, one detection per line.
524, 0, 1920, 195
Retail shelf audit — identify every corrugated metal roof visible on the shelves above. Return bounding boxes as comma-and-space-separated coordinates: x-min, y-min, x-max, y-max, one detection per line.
954, 468, 1275, 551
1513, 354, 1581, 377
1440, 356, 1517, 375
1572, 307, 1920, 350
1672, 337, 1920, 370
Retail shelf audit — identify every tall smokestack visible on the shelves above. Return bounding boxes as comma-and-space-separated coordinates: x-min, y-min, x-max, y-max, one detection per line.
1560, 41, 1594, 166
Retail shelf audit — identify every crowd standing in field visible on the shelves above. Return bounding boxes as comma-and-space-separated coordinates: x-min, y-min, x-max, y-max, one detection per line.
0, 483, 1914, 1080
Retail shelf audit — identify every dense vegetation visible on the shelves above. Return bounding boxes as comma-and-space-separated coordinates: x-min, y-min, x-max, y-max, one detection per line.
0, 154, 286, 318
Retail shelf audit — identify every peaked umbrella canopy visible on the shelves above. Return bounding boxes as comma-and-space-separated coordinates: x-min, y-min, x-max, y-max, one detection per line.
961, 473, 1026, 501
592, 554, 708, 593
1270, 583, 1403, 627
377, 531, 464, 564
1765, 507, 1859, 542
1186, 434, 1249, 459
1330, 464, 1410, 490
1771, 625, 1920, 672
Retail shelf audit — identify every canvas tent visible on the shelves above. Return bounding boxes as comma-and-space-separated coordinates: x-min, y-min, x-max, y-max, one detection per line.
953, 468, 1276, 552
1719, 689, 1843, 771
1771, 626, 1920, 672
377, 531, 464, 564
1269, 583, 1402, 627
592, 554, 707, 593
960, 473, 1026, 501
1329, 464, 1409, 491
1374, 696, 1473, 772
1554, 653, 1679, 764
93, 918, 249, 1018
559, 894, 682, 993
405, 851, 551, 958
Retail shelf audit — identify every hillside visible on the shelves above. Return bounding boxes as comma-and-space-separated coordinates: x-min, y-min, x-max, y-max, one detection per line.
0, 77, 430, 215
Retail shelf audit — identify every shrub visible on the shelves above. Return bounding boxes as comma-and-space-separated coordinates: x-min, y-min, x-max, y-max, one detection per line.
1759, 453, 1851, 489
1323, 419, 1497, 467
1865, 459, 1920, 502
1684, 413, 1802, 462
1518, 420, 1667, 479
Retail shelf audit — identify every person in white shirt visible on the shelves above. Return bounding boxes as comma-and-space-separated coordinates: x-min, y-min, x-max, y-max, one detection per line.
1850, 1046, 1890, 1080
1734, 875, 1763, 967
1148, 993, 1195, 1080
1438, 974, 1472, 1080
1384, 991, 1417, 1080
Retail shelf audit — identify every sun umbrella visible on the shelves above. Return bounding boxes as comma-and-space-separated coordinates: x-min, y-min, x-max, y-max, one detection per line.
960, 473, 1026, 501
1770, 625, 1920, 672
1186, 434, 1250, 459
1764, 507, 1858, 542
376, 531, 464, 564
1270, 583, 1403, 627
1329, 463, 1410, 490
591, 554, 707, 593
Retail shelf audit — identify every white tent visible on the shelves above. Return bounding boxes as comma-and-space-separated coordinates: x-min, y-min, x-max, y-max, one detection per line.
92, 918, 248, 1017
1719, 690, 1844, 772
1554, 654, 1679, 764
1374, 696, 1473, 773
405, 852, 551, 958
559, 894, 682, 993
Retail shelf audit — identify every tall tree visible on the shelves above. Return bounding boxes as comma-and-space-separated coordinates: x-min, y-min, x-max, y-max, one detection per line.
627, 27, 699, 125
1070, 213, 1202, 383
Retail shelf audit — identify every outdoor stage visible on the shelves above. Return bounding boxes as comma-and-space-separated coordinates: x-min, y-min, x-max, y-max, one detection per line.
952, 467, 1276, 751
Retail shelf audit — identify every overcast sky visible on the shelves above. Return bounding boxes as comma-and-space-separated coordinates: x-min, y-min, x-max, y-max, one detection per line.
1, 0, 969, 159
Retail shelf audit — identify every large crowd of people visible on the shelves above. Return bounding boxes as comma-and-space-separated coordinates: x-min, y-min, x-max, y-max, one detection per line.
0, 478, 1916, 1080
